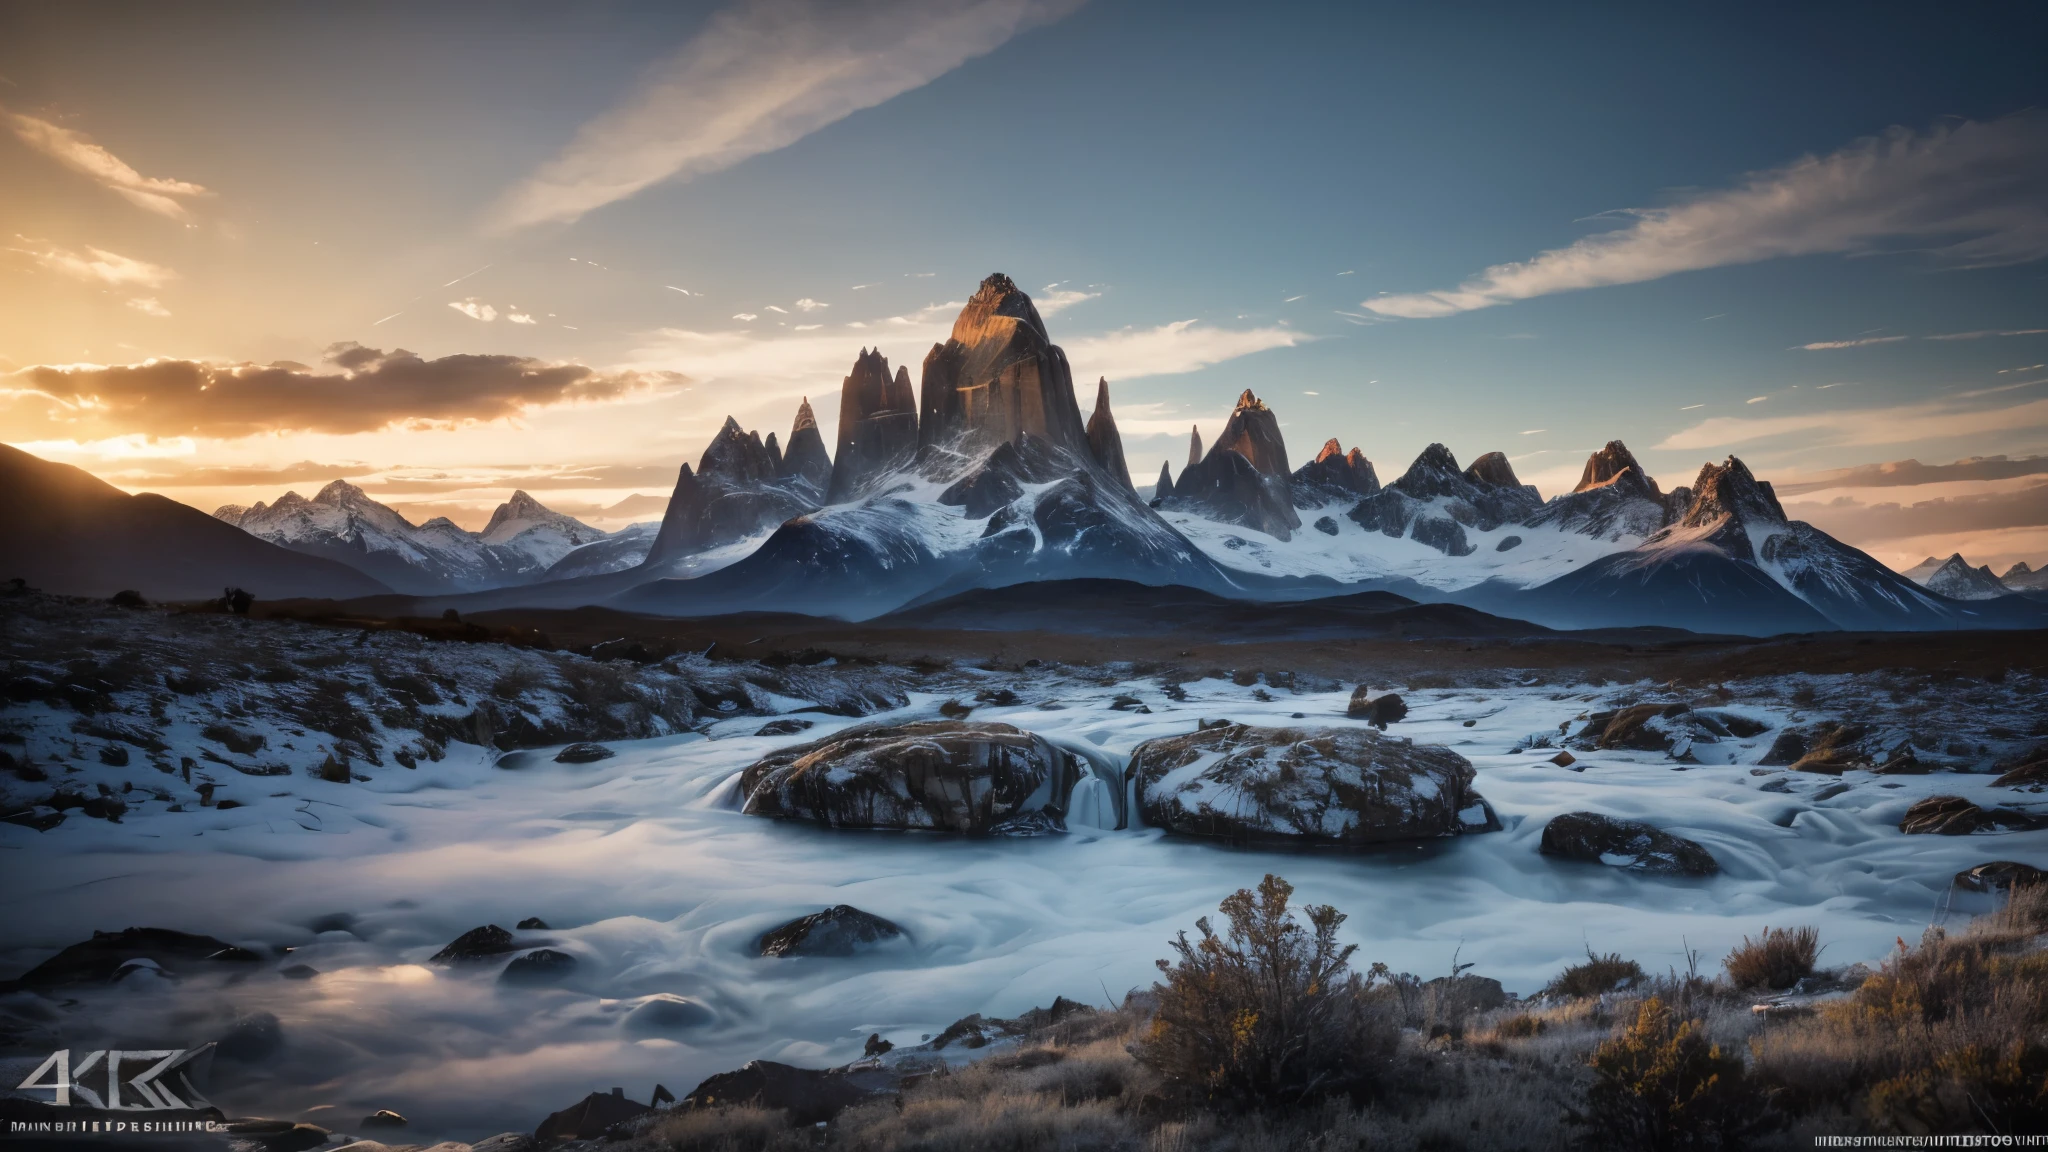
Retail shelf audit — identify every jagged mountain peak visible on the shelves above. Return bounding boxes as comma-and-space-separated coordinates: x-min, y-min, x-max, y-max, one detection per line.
793, 396, 819, 433
1233, 388, 1269, 413
1084, 377, 1134, 493
1395, 443, 1464, 491
952, 272, 1048, 345
1314, 438, 1345, 464
1676, 456, 1786, 530
920, 273, 1082, 456
1209, 389, 1290, 478
1575, 440, 1661, 499
2007, 560, 2035, 578
1462, 451, 1522, 491
313, 478, 375, 506
1924, 552, 2011, 600
1293, 438, 1378, 506
1187, 426, 1203, 469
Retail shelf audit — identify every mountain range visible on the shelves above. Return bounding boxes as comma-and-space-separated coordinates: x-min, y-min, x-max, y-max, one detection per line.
8, 273, 2046, 637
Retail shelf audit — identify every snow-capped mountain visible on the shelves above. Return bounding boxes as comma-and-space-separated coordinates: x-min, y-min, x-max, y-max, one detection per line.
617, 274, 1226, 619
1911, 553, 2015, 600
217, 481, 608, 594
2002, 560, 2048, 593
544, 521, 661, 580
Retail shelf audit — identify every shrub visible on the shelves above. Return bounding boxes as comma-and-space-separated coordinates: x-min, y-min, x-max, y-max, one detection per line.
1136, 874, 1397, 1108
1723, 926, 1820, 990
1497, 1013, 1547, 1039
1543, 949, 1645, 999
1580, 996, 1773, 1150
648, 1104, 807, 1152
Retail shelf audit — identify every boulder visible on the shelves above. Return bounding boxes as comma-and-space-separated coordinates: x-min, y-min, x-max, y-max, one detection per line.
1954, 861, 2046, 892
681, 1061, 884, 1127
1130, 723, 1499, 846
1758, 730, 1808, 766
1424, 974, 1507, 1016
430, 925, 519, 963
358, 1111, 407, 1130
737, 720, 1107, 834
1901, 796, 1986, 835
554, 742, 613, 764
1992, 747, 2048, 787
499, 949, 577, 985
1538, 812, 1719, 875
754, 718, 815, 737
1789, 723, 1870, 774
758, 905, 903, 958
4, 927, 262, 989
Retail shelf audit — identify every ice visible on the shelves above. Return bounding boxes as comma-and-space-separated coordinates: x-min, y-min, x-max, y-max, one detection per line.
3, 670, 2043, 1141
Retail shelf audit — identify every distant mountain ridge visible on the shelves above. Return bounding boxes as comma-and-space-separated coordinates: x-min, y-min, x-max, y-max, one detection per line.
216, 481, 612, 595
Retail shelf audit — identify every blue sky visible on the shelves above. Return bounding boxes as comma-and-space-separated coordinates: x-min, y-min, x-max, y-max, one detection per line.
3, 0, 2046, 568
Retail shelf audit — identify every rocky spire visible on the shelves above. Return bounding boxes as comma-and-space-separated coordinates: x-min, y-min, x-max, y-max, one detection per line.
1084, 377, 1134, 493
644, 463, 702, 565
1574, 440, 1661, 500
918, 273, 1087, 457
827, 349, 919, 503
1187, 426, 1203, 470
1292, 438, 1379, 501
1676, 456, 1786, 531
1209, 389, 1291, 478
764, 431, 783, 475
1153, 460, 1175, 503
779, 395, 833, 491
1462, 451, 1523, 491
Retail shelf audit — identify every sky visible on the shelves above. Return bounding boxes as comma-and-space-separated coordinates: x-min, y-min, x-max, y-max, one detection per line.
3, 0, 2047, 572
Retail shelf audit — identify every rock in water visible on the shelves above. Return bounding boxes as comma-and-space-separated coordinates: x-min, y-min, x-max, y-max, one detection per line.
430, 924, 518, 963
1538, 812, 1719, 874
1084, 377, 1135, 493
1901, 795, 1986, 835
1129, 723, 1499, 846
358, 1111, 407, 1130
757, 905, 903, 958
555, 742, 613, 764
737, 719, 1107, 834
1954, 861, 2046, 892
6, 927, 262, 989
499, 949, 577, 985
625, 993, 714, 1032
919, 274, 1089, 457
827, 350, 920, 502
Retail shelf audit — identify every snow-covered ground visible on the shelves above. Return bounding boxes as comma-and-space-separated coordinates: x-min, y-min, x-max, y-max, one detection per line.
1164, 500, 1636, 590
4, 632, 2044, 1141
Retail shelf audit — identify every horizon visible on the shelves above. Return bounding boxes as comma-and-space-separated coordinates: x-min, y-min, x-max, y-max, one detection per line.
4, 1, 2047, 573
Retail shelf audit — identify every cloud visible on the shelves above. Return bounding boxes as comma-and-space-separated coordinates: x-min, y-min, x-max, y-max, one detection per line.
794, 298, 828, 311
1787, 480, 2048, 543
2, 344, 678, 440
4, 109, 211, 220
508, 311, 537, 325
1925, 327, 2048, 340
449, 298, 498, 322
98, 460, 382, 487
1776, 453, 2048, 496
1366, 111, 2048, 319
732, 312, 758, 322
10, 243, 175, 287
1037, 288, 1099, 316
1064, 320, 1311, 382
1795, 335, 1908, 350
1658, 395, 2048, 452
125, 296, 170, 318
486, 0, 1085, 230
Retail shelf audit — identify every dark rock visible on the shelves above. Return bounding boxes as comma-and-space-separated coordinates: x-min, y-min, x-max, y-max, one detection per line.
681, 1061, 883, 1127
6, 927, 262, 989
1164, 391, 1300, 538
1152, 460, 1174, 503
1110, 694, 1145, 711
1313, 515, 1339, 535
646, 409, 821, 564
758, 905, 904, 958
625, 994, 714, 1032
1992, 748, 2048, 787
1789, 723, 1870, 774
778, 397, 833, 491
471, 1133, 535, 1152
278, 964, 318, 980
516, 916, 551, 930
828, 351, 920, 502
1758, 730, 1808, 766
1954, 861, 2047, 892
534, 1089, 651, 1143
1424, 974, 1507, 1015
1539, 812, 1719, 875
754, 718, 815, 737
1345, 687, 1406, 726
500, 949, 578, 985
1550, 751, 1577, 767
1495, 535, 1523, 551
358, 1110, 407, 1130
738, 720, 1102, 834
431, 924, 518, 963
1901, 796, 1986, 835
863, 1032, 894, 1058
1131, 723, 1499, 846
554, 742, 614, 764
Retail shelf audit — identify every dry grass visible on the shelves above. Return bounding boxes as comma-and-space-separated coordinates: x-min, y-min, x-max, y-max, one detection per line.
1750, 884, 2048, 1136
1542, 949, 1645, 999
649, 1105, 813, 1152
1724, 926, 1821, 991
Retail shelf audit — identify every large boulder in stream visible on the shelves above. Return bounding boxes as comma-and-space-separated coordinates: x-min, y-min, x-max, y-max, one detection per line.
1129, 723, 1499, 845
737, 720, 1121, 834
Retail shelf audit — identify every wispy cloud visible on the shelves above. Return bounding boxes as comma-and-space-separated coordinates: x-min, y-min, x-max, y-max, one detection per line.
1065, 320, 1310, 382
793, 297, 828, 311
125, 296, 170, 318
1037, 288, 1099, 315
1925, 327, 2048, 341
1658, 395, 2048, 452
1365, 112, 2048, 319
1777, 453, 2048, 496
448, 298, 498, 322
486, 0, 1085, 230
1795, 335, 1908, 350
10, 242, 175, 288
5, 109, 211, 220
